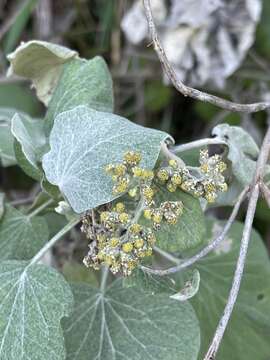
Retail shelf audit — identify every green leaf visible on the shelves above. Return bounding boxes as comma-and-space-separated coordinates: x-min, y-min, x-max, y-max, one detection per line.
124, 267, 200, 301
43, 105, 171, 213
45, 57, 114, 133
7, 40, 78, 106
212, 124, 259, 186
191, 219, 270, 360
62, 279, 200, 360
0, 192, 5, 220
11, 113, 48, 180
0, 204, 49, 260
152, 187, 206, 252
0, 107, 20, 166
0, 260, 73, 359
62, 262, 99, 287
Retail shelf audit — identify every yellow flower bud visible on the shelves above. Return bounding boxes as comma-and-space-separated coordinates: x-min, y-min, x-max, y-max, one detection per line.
143, 209, 152, 220
157, 169, 169, 182
167, 182, 177, 192
171, 173, 182, 185
115, 202, 125, 213
124, 151, 141, 165
100, 211, 109, 222
114, 164, 127, 176
119, 212, 129, 224
129, 223, 142, 234
134, 238, 144, 249
128, 187, 137, 197
122, 242, 133, 253
132, 166, 143, 177
169, 159, 178, 169
110, 237, 120, 247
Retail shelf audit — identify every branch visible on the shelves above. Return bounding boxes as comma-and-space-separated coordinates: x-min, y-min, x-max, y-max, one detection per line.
204, 126, 270, 359
140, 186, 248, 276
173, 138, 227, 153
143, 0, 270, 114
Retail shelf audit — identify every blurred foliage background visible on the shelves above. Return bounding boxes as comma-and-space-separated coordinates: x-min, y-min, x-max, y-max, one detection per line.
0, 0, 269, 251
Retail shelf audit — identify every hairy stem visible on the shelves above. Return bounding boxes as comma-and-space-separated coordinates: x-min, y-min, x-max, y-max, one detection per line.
143, 0, 270, 113
173, 138, 227, 153
140, 187, 248, 276
29, 217, 80, 266
204, 126, 270, 359
100, 266, 109, 293
27, 199, 54, 218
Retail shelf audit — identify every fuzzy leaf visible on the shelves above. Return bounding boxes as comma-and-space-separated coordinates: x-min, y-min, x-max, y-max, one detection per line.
212, 124, 259, 186
151, 188, 206, 252
0, 107, 25, 167
11, 113, 47, 180
0, 204, 49, 260
191, 219, 270, 360
45, 57, 114, 133
0, 260, 73, 359
170, 269, 200, 301
62, 279, 200, 360
7, 40, 78, 105
43, 105, 171, 213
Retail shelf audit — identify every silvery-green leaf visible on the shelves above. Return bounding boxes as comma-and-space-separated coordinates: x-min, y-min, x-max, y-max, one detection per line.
62, 279, 200, 360
0, 107, 27, 167
0, 260, 73, 360
149, 187, 206, 252
191, 219, 270, 360
7, 40, 78, 105
43, 105, 171, 213
0, 204, 49, 260
62, 262, 98, 287
0, 192, 5, 220
212, 124, 259, 185
170, 269, 200, 301
11, 113, 47, 180
45, 57, 114, 133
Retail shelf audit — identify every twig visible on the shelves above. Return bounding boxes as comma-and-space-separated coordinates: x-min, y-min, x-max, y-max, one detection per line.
0, 0, 28, 40
173, 138, 227, 153
204, 126, 270, 359
140, 187, 248, 276
260, 182, 270, 208
143, 0, 270, 114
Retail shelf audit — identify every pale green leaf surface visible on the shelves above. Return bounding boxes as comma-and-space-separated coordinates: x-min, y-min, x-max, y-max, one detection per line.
62, 279, 200, 360
191, 219, 270, 359
150, 187, 206, 252
62, 262, 98, 287
45, 57, 114, 133
212, 124, 259, 185
11, 113, 47, 180
170, 269, 200, 301
0, 204, 49, 260
7, 40, 78, 105
0, 260, 73, 360
43, 106, 171, 213
0, 107, 26, 167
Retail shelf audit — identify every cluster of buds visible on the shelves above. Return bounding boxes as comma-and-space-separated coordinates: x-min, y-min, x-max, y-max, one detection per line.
156, 150, 227, 203
82, 149, 228, 276
82, 202, 155, 276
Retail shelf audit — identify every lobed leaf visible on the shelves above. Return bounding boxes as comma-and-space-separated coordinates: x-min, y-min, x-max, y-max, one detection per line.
43, 105, 171, 213
62, 279, 200, 360
44, 57, 114, 133
0, 261, 73, 360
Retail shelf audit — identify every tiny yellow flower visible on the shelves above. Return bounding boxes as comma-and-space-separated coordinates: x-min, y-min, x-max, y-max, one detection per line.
200, 163, 209, 173
114, 164, 127, 176
205, 192, 217, 203
110, 237, 120, 247
169, 159, 178, 169
143, 208, 152, 220
171, 173, 182, 185
100, 211, 109, 222
122, 242, 133, 253
124, 151, 141, 165
152, 211, 162, 223
132, 166, 143, 177
217, 161, 227, 173
129, 223, 142, 234
119, 212, 129, 224
142, 186, 154, 200
128, 187, 138, 197
167, 182, 177, 192
157, 168, 169, 182
115, 202, 125, 213
134, 238, 144, 249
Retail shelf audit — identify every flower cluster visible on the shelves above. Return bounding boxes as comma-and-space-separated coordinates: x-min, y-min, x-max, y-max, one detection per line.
82, 149, 227, 276
156, 150, 227, 203
82, 202, 156, 276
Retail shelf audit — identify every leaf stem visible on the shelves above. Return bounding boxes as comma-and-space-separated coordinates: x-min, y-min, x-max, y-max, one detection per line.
27, 199, 54, 218
173, 138, 227, 153
100, 266, 109, 293
153, 246, 180, 265
29, 217, 80, 266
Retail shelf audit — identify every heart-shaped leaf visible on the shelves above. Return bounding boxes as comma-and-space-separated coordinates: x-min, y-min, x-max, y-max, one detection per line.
43, 105, 171, 213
